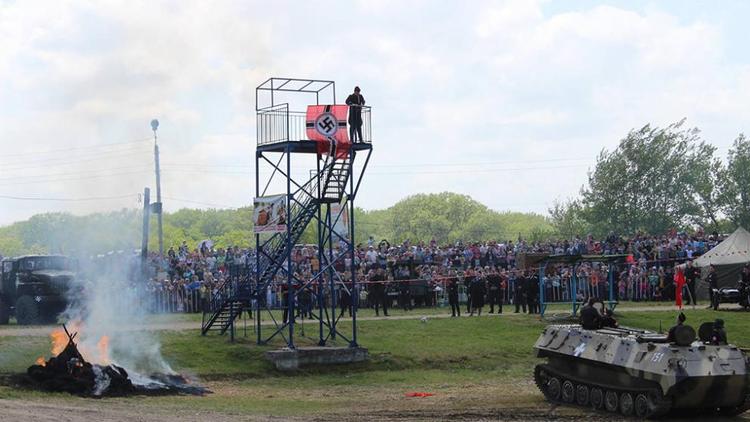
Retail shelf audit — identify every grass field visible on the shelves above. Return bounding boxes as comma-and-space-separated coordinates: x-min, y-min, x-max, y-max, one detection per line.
1, 305, 750, 420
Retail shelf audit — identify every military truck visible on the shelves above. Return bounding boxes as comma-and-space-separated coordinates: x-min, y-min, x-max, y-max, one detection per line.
534, 324, 750, 417
0, 255, 77, 325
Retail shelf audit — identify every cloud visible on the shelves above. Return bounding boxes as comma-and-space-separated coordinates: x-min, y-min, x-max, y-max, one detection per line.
0, 0, 747, 228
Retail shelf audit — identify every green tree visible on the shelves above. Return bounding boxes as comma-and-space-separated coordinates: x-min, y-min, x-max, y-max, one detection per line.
722, 134, 750, 228
580, 120, 717, 236
548, 199, 590, 239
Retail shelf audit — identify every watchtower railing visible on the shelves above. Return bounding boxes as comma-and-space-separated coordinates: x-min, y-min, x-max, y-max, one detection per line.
257, 104, 372, 146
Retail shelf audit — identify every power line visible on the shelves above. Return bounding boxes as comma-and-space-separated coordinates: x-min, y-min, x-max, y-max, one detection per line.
0, 170, 151, 187
0, 165, 152, 182
0, 148, 151, 170
0, 138, 151, 159
0, 193, 137, 202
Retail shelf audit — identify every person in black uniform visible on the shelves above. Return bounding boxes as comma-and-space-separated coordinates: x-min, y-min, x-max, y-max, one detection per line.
370, 267, 389, 317
684, 260, 698, 305
710, 318, 728, 345
487, 267, 502, 314
707, 264, 718, 308
525, 270, 539, 314
514, 270, 527, 313
740, 264, 750, 303
281, 282, 291, 324
345, 86, 365, 142
464, 268, 475, 314
298, 285, 312, 319
469, 269, 486, 316
580, 298, 601, 330
447, 271, 461, 317
339, 279, 352, 318
666, 312, 686, 342
599, 308, 618, 328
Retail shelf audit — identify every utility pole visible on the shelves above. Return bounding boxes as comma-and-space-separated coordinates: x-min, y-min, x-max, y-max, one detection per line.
141, 187, 151, 280
151, 119, 164, 256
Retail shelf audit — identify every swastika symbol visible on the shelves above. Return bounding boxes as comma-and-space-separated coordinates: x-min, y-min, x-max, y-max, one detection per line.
315, 113, 338, 137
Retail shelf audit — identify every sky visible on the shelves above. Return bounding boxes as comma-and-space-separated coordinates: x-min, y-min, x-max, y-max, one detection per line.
0, 0, 749, 226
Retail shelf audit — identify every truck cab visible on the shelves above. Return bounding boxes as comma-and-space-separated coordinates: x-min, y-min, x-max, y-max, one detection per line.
0, 255, 77, 325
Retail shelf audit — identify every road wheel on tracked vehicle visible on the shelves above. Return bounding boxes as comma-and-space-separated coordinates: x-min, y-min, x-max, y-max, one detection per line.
590, 387, 603, 409
562, 380, 575, 403
634, 394, 650, 418
576, 384, 589, 406
620, 392, 634, 416
15, 295, 40, 325
604, 390, 619, 412
547, 377, 562, 401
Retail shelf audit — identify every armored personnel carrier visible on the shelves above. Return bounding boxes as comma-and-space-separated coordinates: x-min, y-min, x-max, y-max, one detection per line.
534, 324, 750, 417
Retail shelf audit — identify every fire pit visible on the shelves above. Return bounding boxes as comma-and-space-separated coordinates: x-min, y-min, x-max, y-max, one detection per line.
22, 324, 207, 397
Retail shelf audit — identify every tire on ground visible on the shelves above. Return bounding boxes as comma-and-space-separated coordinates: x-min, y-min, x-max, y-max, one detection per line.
15, 295, 40, 325
0, 297, 9, 324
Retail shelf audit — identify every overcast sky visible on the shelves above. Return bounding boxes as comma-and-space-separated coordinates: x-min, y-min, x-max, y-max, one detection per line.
1, 0, 748, 226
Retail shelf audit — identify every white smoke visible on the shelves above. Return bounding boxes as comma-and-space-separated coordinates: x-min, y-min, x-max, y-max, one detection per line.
63, 251, 176, 384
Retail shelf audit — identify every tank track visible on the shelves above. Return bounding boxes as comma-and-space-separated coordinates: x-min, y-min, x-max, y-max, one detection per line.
534, 364, 671, 418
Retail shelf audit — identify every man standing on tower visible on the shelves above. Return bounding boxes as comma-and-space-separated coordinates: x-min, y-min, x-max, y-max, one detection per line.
346, 86, 365, 142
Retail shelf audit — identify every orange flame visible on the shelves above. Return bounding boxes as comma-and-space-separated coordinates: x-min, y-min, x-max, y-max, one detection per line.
50, 329, 68, 356
45, 321, 113, 365
96, 335, 110, 365
35, 357, 46, 366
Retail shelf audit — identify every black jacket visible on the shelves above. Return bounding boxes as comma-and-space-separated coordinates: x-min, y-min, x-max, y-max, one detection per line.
345, 94, 365, 125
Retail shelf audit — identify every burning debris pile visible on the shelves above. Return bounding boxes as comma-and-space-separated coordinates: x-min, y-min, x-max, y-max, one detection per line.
24, 324, 207, 397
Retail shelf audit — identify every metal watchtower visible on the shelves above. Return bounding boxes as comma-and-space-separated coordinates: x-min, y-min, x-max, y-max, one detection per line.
201, 78, 372, 350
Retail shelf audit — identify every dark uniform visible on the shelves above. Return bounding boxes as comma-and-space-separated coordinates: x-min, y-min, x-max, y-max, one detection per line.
684, 264, 698, 305
514, 274, 527, 313
707, 268, 718, 306
487, 270, 502, 314
338, 282, 352, 318
710, 319, 728, 345
370, 270, 388, 316
525, 272, 539, 314
469, 275, 486, 316
464, 271, 475, 314
447, 276, 460, 317
281, 283, 291, 324
345, 89, 365, 142
580, 302, 600, 330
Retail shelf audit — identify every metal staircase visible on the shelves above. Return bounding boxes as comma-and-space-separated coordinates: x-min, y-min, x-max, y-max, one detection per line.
201, 157, 349, 335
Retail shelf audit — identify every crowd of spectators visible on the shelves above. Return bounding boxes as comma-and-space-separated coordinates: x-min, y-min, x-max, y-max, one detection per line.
137, 229, 725, 315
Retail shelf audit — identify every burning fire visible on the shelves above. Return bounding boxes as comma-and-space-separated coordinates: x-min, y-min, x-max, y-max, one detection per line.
40, 321, 111, 365
35, 357, 45, 366
96, 335, 110, 365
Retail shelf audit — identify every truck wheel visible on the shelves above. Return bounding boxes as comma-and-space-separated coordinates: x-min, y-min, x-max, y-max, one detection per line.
0, 297, 9, 325
15, 296, 40, 325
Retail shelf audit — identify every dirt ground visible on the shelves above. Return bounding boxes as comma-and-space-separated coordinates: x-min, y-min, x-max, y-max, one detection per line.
0, 379, 615, 422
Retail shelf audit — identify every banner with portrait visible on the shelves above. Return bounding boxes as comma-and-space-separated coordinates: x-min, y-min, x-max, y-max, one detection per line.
331, 203, 349, 238
253, 195, 287, 234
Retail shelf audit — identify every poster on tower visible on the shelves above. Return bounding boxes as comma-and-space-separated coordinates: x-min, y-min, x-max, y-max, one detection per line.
331, 203, 349, 238
253, 195, 287, 234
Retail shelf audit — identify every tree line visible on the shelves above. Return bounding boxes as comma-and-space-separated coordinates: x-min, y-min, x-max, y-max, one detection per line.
0, 192, 553, 257
550, 119, 749, 237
